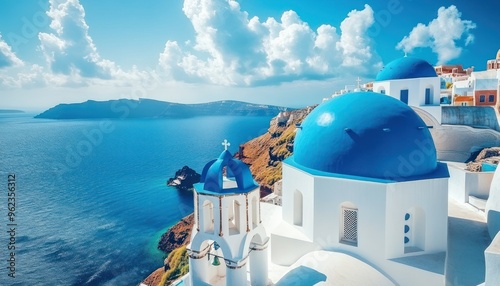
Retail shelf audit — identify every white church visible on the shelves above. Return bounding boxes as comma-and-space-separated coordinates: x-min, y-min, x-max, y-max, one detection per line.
372, 56, 443, 123
177, 58, 500, 286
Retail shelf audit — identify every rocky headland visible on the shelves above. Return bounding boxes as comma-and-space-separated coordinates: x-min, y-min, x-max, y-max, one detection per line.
166, 166, 200, 191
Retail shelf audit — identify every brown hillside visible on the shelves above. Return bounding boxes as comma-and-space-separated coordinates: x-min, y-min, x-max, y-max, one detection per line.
236, 106, 315, 195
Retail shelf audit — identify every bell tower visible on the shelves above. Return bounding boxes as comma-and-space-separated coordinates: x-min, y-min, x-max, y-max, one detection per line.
188, 140, 269, 286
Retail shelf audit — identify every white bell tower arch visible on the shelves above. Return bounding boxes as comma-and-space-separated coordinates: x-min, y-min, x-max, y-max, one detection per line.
188, 140, 269, 286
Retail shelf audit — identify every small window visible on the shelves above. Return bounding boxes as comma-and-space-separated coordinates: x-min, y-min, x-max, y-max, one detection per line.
404, 208, 425, 254
341, 207, 358, 245
293, 190, 303, 226
480, 95, 486, 102
425, 88, 432, 105
202, 200, 215, 234
400, 89, 409, 104
489, 95, 495, 102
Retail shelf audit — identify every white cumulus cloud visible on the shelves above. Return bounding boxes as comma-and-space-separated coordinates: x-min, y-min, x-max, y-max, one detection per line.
0, 34, 24, 68
38, 0, 118, 80
6, 0, 159, 90
396, 5, 476, 64
159, 0, 381, 86
337, 5, 378, 69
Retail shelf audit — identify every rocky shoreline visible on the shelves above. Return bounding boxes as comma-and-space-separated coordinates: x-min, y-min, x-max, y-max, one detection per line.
157, 214, 194, 253
142, 214, 194, 286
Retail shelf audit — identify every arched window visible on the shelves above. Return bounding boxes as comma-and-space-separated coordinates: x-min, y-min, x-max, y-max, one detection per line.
340, 202, 358, 246
425, 87, 433, 105
252, 195, 258, 229
202, 200, 214, 234
400, 89, 409, 104
228, 199, 241, 235
404, 207, 425, 253
293, 190, 303, 226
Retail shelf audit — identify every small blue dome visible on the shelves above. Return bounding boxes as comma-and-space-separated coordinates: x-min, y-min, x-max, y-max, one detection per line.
293, 92, 438, 179
197, 149, 258, 195
376, 57, 437, 81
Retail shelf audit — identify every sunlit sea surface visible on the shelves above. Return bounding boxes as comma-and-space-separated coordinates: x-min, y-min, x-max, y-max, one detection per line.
0, 113, 272, 285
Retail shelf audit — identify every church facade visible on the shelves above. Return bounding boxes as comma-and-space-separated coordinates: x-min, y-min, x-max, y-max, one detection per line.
273, 92, 449, 286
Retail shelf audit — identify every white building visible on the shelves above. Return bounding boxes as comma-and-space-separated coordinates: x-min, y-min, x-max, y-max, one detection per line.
486, 166, 500, 239
483, 167, 500, 286
188, 144, 269, 286
273, 92, 449, 286
177, 92, 500, 286
373, 56, 442, 122
486, 49, 500, 70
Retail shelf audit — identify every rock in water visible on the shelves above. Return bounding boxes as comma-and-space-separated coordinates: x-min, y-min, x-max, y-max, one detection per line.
167, 166, 201, 191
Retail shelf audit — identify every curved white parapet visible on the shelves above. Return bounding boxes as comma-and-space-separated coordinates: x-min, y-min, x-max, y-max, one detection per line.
486, 167, 500, 239
484, 232, 500, 286
275, 251, 395, 286
413, 107, 500, 162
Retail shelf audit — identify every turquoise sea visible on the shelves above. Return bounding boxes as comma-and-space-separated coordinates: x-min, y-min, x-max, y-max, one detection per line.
0, 113, 273, 285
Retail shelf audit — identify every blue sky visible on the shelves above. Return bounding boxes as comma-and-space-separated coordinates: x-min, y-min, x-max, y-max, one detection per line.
0, 0, 498, 111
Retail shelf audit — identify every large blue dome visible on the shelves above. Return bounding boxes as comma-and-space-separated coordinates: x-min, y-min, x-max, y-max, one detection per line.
375, 57, 437, 81
293, 92, 438, 179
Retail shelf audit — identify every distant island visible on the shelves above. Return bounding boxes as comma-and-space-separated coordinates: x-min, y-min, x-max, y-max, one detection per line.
0, 109, 24, 113
34, 99, 291, 119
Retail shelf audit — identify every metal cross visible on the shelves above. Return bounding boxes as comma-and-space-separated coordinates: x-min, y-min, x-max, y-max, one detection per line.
222, 139, 230, 151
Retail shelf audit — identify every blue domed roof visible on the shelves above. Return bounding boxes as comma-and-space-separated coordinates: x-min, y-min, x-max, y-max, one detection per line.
292, 92, 438, 180
196, 149, 258, 195
375, 57, 437, 81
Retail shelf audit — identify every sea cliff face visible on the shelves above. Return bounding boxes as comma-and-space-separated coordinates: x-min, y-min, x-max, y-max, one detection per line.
158, 214, 194, 253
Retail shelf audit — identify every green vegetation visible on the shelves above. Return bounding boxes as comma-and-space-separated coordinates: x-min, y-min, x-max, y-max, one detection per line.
159, 246, 189, 286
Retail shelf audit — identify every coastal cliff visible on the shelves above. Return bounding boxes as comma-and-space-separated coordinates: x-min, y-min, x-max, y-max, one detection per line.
143, 215, 194, 286
141, 106, 313, 285
236, 107, 314, 195
158, 214, 194, 253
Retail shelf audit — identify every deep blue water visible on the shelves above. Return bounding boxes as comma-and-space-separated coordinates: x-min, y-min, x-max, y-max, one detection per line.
0, 113, 272, 286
